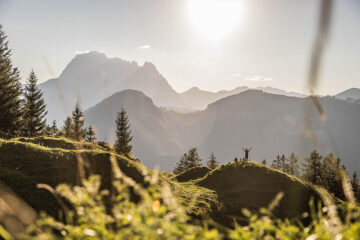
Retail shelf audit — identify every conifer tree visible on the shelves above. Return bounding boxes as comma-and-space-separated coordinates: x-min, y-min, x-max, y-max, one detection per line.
302, 150, 323, 185
63, 116, 73, 138
0, 25, 23, 138
43, 124, 52, 136
86, 125, 97, 143
51, 120, 58, 135
173, 148, 202, 174
115, 109, 133, 156
271, 155, 281, 169
173, 153, 187, 174
23, 70, 47, 136
271, 154, 289, 172
321, 154, 344, 199
71, 102, 85, 141
207, 152, 219, 170
184, 147, 202, 169
288, 153, 300, 176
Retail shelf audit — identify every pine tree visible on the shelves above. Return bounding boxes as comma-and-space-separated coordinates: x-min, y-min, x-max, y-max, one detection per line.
302, 150, 323, 185
321, 154, 344, 199
288, 153, 300, 176
71, 102, 85, 141
173, 153, 187, 174
115, 109, 133, 156
271, 155, 281, 169
51, 120, 58, 135
43, 124, 52, 136
0, 25, 23, 138
173, 148, 202, 174
86, 125, 97, 143
23, 70, 47, 136
271, 154, 289, 172
207, 152, 219, 170
351, 171, 360, 201
184, 147, 202, 169
63, 116, 73, 138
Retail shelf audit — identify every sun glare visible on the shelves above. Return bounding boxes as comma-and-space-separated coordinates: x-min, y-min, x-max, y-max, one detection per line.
186, 0, 243, 41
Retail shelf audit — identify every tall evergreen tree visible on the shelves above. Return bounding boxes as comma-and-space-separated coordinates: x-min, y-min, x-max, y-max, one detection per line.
271, 155, 282, 169
173, 148, 202, 174
63, 116, 73, 138
173, 153, 187, 174
288, 153, 300, 176
184, 147, 202, 169
320, 154, 344, 199
207, 152, 219, 170
271, 154, 289, 173
86, 125, 97, 143
0, 25, 23, 138
51, 120, 58, 135
115, 109, 133, 156
302, 150, 323, 185
71, 102, 85, 141
23, 70, 47, 136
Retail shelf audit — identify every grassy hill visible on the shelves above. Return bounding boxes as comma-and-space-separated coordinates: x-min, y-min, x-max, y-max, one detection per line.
173, 166, 211, 182
0, 137, 146, 216
196, 161, 327, 226
0, 138, 330, 228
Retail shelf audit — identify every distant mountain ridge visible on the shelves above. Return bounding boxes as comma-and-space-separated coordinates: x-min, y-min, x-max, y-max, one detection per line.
180, 86, 307, 110
84, 89, 360, 173
39, 51, 189, 122
335, 88, 360, 101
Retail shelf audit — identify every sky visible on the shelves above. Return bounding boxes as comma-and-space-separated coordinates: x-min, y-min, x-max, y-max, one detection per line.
0, 0, 359, 95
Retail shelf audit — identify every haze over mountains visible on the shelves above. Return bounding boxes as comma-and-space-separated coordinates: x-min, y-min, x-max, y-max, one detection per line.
39, 51, 189, 122
180, 86, 307, 110
38, 51, 360, 172
84, 89, 360, 173
39, 51, 309, 122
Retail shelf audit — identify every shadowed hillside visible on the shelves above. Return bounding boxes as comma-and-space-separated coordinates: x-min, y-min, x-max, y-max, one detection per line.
0, 137, 145, 216
196, 161, 325, 226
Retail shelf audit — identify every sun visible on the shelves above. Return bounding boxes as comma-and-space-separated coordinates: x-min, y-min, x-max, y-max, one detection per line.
186, 0, 243, 41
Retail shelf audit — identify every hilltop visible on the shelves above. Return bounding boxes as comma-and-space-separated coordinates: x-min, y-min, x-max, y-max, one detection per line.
196, 161, 325, 226
0, 137, 328, 227
0, 137, 146, 216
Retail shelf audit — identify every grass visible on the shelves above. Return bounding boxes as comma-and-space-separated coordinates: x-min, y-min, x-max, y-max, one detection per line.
196, 161, 326, 226
0, 137, 147, 217
173, 166, 211, 182
0, 137, 335, 229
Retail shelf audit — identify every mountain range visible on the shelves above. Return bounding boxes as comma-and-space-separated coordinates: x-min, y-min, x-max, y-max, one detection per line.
39, 51, 309, 122
84, 89, 360, 173
180, 86, 307, 110
38, 51, 360, 172
39, 51, 189, 122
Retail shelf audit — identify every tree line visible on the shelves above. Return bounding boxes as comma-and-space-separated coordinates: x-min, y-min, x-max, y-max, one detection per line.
173, 148, 360, 202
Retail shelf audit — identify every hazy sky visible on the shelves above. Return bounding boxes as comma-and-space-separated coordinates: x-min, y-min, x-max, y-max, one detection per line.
0, 0, 359, 94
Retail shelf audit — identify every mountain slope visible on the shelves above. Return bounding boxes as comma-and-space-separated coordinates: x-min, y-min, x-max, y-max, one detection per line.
335, 88, 360, 101
39, 51, 189, 122
85, 89, 360, 173
180, 86, 306, 110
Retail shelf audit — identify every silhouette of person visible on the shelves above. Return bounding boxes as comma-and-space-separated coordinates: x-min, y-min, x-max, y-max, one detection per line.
242, 147, 252, 160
